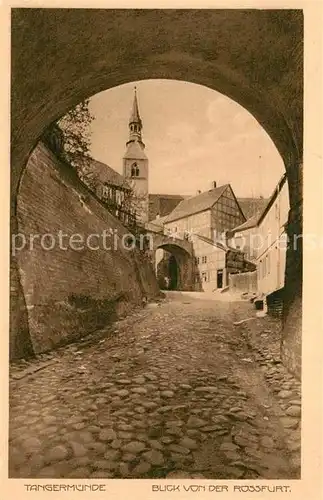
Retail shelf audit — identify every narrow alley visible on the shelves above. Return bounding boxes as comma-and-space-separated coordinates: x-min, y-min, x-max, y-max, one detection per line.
9, 292, 301, 480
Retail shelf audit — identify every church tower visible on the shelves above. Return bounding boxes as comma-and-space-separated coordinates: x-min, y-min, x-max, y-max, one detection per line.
123, 87, 149, 223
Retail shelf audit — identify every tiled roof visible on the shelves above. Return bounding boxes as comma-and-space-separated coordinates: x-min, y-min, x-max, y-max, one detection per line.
165, 185, 229, 223
237, 197, 268, 220
88, 158, 129, 189
148, 193, 186, 220
232, 214, 259, 232
124, 141, 147, 160
232, 175, 288, 231
149, 215, 168, 226
149, 193, 187, 200
145, 216, 168, 233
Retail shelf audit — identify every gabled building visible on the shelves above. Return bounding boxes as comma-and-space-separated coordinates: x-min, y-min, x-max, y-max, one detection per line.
256, 173, 289, 301
237, 197, 268, 220
227, 214, 260, 262
88, 158, 130, 203
80, 158, 137, 228
228, 173, 289, 313
164, 183, 246, 237
163, 183, 247, 291
41, 122, 136, 227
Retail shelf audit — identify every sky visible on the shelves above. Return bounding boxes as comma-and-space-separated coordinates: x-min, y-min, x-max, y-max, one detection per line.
89, 79, 284, 198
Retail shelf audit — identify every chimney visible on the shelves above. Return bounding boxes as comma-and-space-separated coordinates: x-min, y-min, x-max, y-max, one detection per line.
211, 181, 217, 189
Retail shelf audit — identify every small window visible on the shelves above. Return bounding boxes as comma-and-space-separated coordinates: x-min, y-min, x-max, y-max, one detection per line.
131, 163, 140, 177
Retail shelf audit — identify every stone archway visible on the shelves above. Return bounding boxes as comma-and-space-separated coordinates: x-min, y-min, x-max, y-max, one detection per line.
156, 252, 179, 291
10, 9, 303, 376
154, 244, 195, 292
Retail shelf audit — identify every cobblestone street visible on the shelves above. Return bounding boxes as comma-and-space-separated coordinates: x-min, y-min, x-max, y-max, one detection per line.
9, 292, 301, 480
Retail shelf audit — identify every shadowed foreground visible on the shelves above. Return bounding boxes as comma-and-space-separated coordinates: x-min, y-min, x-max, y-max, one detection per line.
9, 292, 301, 479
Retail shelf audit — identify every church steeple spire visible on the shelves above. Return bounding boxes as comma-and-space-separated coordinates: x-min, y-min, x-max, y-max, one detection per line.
130, 87, 141, 125
127, 87, 144, 147
123, 86, 149, 223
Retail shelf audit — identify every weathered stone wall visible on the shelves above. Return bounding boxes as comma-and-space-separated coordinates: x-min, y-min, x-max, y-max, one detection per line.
281, 161, 303, 379
10, 246, 34, 360
14, 142, 160, 356
229, 271, 257, 294
281, 294, 302, 379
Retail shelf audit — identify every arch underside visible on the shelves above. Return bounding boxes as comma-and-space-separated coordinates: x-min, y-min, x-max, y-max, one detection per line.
155, 244, 194, 292
11, 9, 303, 186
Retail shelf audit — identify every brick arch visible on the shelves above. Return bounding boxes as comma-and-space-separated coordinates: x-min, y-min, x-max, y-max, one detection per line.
150, 231, 194, 257
11, 10, 303, 189
11, 9, 303, 375
153, 243, 195, 292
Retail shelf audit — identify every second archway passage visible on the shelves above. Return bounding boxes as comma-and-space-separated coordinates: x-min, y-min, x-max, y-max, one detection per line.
156, 252, 179, 291
154, 244, 194, 292
168, 255, 178, 291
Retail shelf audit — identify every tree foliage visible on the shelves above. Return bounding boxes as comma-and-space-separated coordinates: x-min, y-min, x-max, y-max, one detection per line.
43, 99, 147, 230
56, 99, 95, 186
57, 99, 94, 163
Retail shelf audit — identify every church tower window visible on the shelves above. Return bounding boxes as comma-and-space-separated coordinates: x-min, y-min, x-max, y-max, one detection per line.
131, 162, 140, 177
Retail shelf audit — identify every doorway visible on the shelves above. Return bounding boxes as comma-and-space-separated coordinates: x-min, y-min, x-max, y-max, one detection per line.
217, 269, 223, 289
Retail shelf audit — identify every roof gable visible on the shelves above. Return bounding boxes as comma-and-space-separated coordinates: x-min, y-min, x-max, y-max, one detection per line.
220, 185, 247, 221
231, 214, 259, 233
237, 197, 268, 219
232, 174, 288, 232
257, 173, 287, 225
